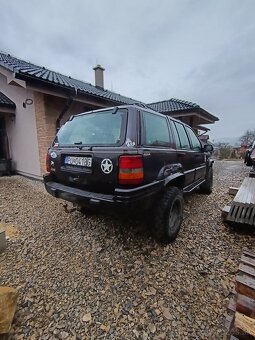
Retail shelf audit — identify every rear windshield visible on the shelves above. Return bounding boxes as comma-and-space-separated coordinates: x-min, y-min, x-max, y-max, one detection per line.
55, 109, 127, 146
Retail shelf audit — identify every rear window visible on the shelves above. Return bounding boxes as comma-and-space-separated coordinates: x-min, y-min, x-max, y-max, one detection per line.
55, 109, 127, 146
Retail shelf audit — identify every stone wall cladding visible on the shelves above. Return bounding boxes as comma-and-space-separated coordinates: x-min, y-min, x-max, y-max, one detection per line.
34, 92, 55, 176
34, 93, 91, 176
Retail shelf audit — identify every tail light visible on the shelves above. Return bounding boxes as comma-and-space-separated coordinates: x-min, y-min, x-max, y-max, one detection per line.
46, 153, 51, 172
119, 155, 144, 185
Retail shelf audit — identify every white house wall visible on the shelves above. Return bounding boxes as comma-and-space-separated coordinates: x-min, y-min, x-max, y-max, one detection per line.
0, 73, 41, 179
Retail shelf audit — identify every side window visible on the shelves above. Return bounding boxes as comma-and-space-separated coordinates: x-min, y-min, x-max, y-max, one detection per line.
143, 112, 170, 146
186, 127, 202, 151
170, 121, 181, 148
174, 122, 191, 149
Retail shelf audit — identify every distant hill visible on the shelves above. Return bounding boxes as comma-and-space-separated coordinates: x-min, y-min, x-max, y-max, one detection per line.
212, 136, 240, 147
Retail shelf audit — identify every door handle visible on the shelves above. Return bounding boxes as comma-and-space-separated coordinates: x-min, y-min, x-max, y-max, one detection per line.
177, 152, 185, 157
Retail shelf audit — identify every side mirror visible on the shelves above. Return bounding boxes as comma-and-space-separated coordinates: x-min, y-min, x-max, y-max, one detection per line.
203, 144, 213, 152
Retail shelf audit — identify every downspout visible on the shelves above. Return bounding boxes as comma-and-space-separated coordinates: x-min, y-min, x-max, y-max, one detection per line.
56, 96, 74, 133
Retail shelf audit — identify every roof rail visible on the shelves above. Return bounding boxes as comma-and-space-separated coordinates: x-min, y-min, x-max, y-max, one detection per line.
131, 102, 151, 109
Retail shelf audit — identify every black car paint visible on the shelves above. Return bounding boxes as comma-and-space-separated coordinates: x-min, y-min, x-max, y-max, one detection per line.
44, 105, 211, 212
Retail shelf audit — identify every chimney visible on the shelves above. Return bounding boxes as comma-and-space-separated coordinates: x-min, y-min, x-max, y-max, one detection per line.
93, 64, 105, 88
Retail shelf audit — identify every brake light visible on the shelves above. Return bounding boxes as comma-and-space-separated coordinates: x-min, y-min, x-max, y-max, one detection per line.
46, 153, 51, 172
119, 155, 144, 185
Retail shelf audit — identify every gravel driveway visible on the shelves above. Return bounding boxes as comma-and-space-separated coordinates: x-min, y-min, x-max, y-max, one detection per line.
0, 160, 254, 339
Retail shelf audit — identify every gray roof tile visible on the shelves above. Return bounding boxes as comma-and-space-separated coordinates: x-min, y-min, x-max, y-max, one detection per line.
0, 91, 16, 109
148, 98, 219, 122
0, 52, 218, 122
0, 52, 141, 105
148, 98, 200, 112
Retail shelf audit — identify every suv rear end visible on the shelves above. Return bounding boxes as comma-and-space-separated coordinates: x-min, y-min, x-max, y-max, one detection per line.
44, 106, 163, 213
44, 104, 213, 243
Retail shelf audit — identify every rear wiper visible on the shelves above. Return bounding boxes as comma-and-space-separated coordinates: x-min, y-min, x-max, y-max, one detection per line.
74, 141, 83, 145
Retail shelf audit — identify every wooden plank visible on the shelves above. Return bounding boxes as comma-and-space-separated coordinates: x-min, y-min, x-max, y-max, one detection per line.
231, 325, 254, 339
243, 249, 255, 259
228, 296, 237, 313
222, 205, 231, 221
231, 330, 255, 340
246, 207, 255, 225
225, 249, 255, 339
249, 205, 255, 225
234, 179, 249, 204
249, 171, 255, 178
240, 206, 248, 224
241, 255, 255, 268
229, 205, 239, 220
229, 187, 239, 196
234, 311, 255, 337
225, 314, 234, 332
239, 263, 255, 278
234, 178, 255, 205
236, 293, 255, 318
235, 274, 255, 299
231, 329, 255, 340
0, 287, 18, 334
227, 203, 255, 225
231, 288, 238, 295
0, 229, 6, 254
236, 271, 255, 290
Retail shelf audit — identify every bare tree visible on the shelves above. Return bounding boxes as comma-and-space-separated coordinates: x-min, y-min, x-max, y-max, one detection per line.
214, 142, 235, 159
240, 129, 255, 146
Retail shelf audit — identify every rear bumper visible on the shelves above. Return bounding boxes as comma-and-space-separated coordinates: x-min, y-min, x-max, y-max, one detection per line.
43, 174, 163, 212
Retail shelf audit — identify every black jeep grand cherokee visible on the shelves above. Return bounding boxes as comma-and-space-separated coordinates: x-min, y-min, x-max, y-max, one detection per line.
44, 105, 213, 243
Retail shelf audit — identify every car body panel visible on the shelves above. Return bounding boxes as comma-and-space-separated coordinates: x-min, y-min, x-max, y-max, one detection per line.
44, 104, 212, 212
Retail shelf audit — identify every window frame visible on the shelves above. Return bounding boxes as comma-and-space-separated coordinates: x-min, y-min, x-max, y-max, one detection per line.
55, 108, 128, 147
185, 126, 202, 151
168, 119, 181, 149
141, 110, 173, 148
173, 121, 192, 150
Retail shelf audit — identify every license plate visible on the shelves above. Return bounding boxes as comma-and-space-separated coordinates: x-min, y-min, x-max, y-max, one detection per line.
64, 156, 92, 167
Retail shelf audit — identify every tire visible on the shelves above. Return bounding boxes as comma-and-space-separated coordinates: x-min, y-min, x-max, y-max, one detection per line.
199, 166, 213, 194
246, 158, 253, 166
244, 152, 249, 164
245, 151, 253, 166
154, 187, 184, 244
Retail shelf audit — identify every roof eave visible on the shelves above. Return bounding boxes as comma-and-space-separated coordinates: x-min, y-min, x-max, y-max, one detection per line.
198, 107, 219, 122
161, 107, 219, 123
15, 72, 131, 107
0, 106, 16, 114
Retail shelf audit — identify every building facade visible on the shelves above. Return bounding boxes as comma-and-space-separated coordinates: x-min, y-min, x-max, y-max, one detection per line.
0, 52, 219, 179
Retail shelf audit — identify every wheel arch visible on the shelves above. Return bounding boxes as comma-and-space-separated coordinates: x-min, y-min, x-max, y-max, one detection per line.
208, 158, 214, 168
164, 173, 185, 190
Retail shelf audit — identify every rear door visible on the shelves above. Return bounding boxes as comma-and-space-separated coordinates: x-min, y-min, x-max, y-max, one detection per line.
140, 110, 177, 184
50, 108, 129, 194
185, 126, 206, 181
170, 121, 196, 187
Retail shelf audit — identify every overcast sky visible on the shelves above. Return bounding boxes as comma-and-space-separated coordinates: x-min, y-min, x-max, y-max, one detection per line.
1, 0, 255, 140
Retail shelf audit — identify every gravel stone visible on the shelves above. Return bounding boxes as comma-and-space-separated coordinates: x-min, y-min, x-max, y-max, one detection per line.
0, 160, 254, 339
